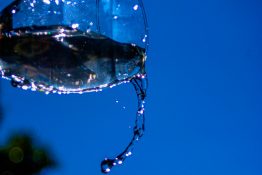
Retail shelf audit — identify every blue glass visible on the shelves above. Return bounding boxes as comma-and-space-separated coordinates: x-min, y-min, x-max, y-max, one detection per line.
4, 0, 148, 47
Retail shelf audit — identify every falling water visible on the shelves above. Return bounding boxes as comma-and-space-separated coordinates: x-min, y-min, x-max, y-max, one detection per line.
0, 25, 148, 173
101, 75, 147, 173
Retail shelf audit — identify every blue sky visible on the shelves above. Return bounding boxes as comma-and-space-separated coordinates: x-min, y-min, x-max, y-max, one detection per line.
1, 0, 262, 175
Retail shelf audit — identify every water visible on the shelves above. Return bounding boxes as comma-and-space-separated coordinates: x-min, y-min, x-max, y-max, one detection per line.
0, 25, 147, 173
101, 75, 147, 173
0, 0, 149, 172
0, 25, 146, 94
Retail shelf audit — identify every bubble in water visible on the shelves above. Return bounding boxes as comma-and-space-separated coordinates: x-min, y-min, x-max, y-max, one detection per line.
0, 0, 148, 173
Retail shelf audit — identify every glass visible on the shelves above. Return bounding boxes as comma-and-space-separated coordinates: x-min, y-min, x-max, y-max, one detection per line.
0, 0, 148, 173
0, 0, 148, 93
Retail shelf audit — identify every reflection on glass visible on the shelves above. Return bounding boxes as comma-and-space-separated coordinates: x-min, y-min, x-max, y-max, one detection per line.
0, 0, 148, 173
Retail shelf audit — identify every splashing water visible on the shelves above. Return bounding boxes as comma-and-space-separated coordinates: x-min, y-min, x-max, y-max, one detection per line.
0, 25, 147, 173
0, 25, 146, 94
0, 0, 148, 173
101, 75, 147, 173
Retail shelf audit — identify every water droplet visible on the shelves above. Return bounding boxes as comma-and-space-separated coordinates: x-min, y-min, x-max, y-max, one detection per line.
55, 0, 60, 5
43, 0, 51, 5
71, 23, 79, 29
11, 79, 19, 88
133, 5, 139, 11
125, 151, 132, 157
101, 158, 114, 174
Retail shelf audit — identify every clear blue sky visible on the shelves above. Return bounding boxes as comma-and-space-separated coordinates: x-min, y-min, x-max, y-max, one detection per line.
1, 0, 262, 175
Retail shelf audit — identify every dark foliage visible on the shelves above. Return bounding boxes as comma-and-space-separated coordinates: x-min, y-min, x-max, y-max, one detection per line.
0, 134, 56, 175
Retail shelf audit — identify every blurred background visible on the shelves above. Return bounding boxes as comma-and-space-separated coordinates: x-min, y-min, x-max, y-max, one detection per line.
1, 0, 262, 175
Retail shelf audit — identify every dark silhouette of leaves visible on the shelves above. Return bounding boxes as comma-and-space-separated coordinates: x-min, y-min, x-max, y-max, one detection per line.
0, 134, 56, 175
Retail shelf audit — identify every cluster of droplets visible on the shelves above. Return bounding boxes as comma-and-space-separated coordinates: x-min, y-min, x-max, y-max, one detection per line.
101, 74, 147, 173
1, 68, 147, 173
0, 68, 146, 95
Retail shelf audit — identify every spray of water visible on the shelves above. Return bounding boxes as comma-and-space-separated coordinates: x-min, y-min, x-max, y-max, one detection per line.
101, 74, 147, 173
